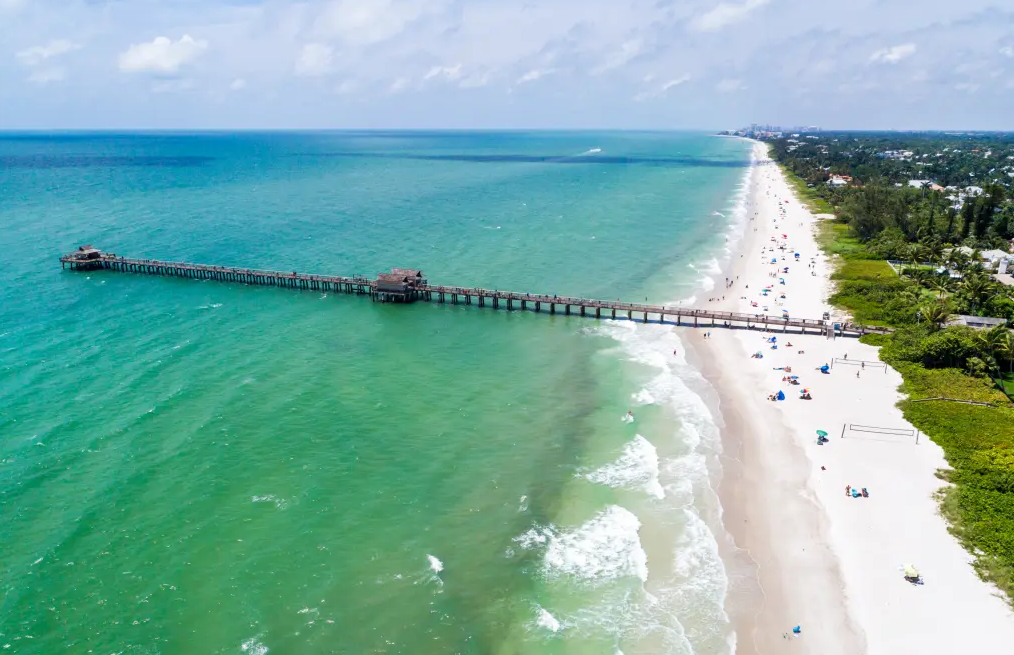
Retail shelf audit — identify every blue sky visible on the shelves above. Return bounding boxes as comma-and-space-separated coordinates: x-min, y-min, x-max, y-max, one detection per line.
1, 0, 1013, 129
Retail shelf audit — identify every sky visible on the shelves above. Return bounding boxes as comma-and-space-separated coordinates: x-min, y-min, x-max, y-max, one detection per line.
1, 0, 1013, 130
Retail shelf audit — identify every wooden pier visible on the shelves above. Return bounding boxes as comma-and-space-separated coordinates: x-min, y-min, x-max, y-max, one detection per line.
60, 246, 889, 338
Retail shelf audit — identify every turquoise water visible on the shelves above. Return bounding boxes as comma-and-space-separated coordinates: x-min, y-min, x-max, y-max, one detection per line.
0, 132, 752, 655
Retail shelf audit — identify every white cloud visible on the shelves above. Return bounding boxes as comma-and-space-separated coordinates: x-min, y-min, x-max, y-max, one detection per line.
661, 75, 691, 91
118, 35, 208, 74
716, 78, 743, 92
314, 0, 442, 47
691, 0, 770, 32
634, 74, 691, 101
388, 77, 409, 93
16, 40, 80, 66
423, 64, 462, 82
230, 78, 247, 91
516, 68, 554, 85
295, 43, 335, 77
869, 43, 917, 64
593, 39, 642, 74
16, 40, 80, 85
1001, 46, 1014, 58
0, 0, 25, 13
337, 80, 357, 94
27, 69, 65, 84
459, 71, 492, 89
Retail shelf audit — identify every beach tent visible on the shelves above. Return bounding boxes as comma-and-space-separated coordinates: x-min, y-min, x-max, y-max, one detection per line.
770, 258, 778, 263
776, 390, 785, 401
820, 365, 830, 373
904, 564, 920, 578
768, 337, 777, 343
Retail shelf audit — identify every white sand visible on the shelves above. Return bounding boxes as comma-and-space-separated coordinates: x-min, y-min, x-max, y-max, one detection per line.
700, 142, 1014, 654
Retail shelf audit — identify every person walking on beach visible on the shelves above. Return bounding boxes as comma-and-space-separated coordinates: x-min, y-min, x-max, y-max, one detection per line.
856, 370, 860, 379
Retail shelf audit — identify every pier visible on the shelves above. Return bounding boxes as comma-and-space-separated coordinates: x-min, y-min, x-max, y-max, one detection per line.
60, 246, 888, 337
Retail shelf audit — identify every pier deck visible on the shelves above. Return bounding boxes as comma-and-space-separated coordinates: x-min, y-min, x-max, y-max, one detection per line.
60, 248, 888, 338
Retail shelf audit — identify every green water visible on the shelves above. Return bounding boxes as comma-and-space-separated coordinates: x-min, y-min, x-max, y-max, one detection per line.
0, 132, 752, 655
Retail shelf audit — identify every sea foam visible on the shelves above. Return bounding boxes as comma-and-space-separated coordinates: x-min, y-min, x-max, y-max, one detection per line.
584, 435, 665, 499
241, 637, 268, 655
535, 605, 562, 632
514, 505, 648, 583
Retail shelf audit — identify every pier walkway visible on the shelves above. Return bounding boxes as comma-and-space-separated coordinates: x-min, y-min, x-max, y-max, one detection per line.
61, 247, 888, 338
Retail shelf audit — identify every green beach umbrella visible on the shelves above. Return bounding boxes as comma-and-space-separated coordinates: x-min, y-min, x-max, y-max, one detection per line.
816, 430, 828, 437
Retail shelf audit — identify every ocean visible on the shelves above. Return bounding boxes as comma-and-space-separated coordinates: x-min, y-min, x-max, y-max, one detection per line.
0, 131, 753, 655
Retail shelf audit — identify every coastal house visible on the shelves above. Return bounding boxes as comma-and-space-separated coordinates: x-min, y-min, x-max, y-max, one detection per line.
827, 174, 852, 188
907, 179, 931, 189
948, 315, 1009, 330
979, 250, 1010, 268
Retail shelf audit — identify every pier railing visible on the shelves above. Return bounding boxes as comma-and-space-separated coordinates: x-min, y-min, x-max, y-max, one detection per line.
60, 250, 889, 338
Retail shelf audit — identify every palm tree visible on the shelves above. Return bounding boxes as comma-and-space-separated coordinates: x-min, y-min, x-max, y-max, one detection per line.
951, 251, 974, 276
998, 331, 1014, 377
908, 268, 932, 286
905, 243, 924, 270
920, 302, 951, 331
929, 277, 951, 299
961, 274, 995, 313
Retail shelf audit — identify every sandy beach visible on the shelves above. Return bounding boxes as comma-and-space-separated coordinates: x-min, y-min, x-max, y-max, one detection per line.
693, 141, 1014, 654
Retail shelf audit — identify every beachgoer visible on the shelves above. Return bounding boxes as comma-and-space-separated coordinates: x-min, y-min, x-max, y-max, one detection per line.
856, 371, 860, 378
861, 362, 865, 370
846, 485, 851, 496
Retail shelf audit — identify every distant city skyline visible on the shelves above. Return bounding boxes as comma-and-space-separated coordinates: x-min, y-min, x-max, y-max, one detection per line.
1, 0, 1013, 130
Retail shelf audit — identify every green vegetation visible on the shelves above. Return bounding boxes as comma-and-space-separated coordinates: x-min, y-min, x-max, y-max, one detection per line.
777, 162, 834, 214
767, 132, 1014, 602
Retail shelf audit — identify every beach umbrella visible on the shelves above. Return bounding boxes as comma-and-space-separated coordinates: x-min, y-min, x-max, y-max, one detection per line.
904, 564, 920, 578
816, 430, 827, 437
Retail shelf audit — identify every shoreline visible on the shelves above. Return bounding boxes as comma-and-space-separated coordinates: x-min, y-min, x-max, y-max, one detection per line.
692, 141, 1014, 654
